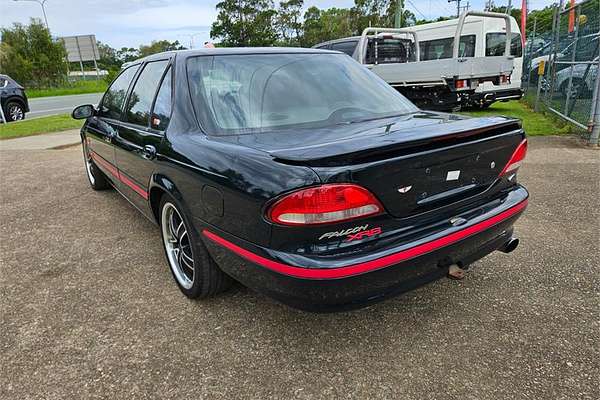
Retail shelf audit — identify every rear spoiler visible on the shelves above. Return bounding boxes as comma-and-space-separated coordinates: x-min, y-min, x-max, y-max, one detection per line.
270, 117, 523, 167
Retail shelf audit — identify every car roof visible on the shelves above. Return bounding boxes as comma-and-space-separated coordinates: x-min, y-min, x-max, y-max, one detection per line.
132, 47, 340, 64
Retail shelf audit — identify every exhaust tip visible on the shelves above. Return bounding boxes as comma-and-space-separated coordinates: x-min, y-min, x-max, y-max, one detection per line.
500, 237, 519, 253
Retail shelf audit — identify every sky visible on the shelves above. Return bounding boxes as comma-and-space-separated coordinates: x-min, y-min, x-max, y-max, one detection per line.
0, 0, 550, 50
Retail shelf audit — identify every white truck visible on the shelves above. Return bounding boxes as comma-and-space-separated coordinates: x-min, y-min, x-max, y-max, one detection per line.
314, 11, 520, 110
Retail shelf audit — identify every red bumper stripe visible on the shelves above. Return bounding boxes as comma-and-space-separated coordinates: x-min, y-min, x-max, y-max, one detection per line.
89, 150, 148, 200
203, 199, 528, 279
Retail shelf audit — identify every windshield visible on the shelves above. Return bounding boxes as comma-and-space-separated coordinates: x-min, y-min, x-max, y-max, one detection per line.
186, 53, 418, 135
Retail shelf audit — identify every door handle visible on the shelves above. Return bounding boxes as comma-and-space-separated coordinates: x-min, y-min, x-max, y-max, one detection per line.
143, 145, 157, 160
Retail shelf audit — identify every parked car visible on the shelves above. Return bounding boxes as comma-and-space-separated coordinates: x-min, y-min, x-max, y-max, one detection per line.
555, 57, 599, 97
529, 32, 599, 83
0, 74, 29, 122
72, 48, 529, 312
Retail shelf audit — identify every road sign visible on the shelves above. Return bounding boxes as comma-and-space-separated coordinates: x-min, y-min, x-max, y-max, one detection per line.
61, 35, 100, 63
60, 35, 101, 80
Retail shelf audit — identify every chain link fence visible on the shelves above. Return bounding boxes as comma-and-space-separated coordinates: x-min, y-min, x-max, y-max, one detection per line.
522, 0, 600, 145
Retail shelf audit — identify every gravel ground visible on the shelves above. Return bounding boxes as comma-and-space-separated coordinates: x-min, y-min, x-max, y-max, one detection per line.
0, 135, 598, 400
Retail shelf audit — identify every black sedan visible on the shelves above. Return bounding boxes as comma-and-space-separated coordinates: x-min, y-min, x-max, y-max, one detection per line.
1, 74, 29, 122
72, 48, 528, 312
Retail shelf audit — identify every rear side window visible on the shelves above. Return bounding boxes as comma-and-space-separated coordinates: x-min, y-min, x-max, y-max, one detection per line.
125, 60, 169, 126
151, 66, 172, 131
419, 35, 476, 61
486, 32, 522, 57
100, 65, 139, 119
330, 40, 358, 56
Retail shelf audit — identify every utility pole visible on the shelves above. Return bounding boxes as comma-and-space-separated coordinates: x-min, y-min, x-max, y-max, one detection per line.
13, 0, 49, 31
448, 0, 461, 18
506, 0, 512, 14
395, 0, 403, 28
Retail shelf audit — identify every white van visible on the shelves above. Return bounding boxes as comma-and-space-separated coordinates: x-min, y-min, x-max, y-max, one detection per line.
405, 15, 523, 108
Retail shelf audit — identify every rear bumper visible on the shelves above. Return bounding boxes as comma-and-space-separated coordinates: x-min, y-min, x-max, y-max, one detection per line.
202, 186, 529, 312
472, 88, 524, 104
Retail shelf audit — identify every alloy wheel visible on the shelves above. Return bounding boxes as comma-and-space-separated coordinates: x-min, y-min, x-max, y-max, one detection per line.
161, 202, 195, 289
84, 146, 96, 185
8, 104, 24, 121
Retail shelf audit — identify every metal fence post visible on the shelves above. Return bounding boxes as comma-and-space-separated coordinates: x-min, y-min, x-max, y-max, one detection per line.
548, 0, 564, 102
564, 5, 581, 113
589, 67, 600, 146
527, 17, 537, 91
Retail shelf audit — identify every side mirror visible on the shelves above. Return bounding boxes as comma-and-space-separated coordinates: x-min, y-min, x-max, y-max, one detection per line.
72, 104, 95, 120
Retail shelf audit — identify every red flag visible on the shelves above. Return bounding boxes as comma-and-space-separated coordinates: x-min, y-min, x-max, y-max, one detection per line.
568, 0, 576, 33
521, 0, 527, 47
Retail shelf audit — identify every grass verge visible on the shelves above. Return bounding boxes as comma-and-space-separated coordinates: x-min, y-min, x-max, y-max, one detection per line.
461, 100, 572, 136
0, 114, 82, 140
27, 80, 108, 98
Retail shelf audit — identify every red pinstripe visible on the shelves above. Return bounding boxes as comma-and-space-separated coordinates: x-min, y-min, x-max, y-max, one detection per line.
202, 199, 528, 279
89, 150, 148, 200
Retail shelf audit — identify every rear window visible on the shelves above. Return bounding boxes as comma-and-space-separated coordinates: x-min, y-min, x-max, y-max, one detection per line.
419, 35, 476, 61
186, 53, 417, 135
366, 38, 416, 64
330, 40, 358, 56
486, 32, 522, 57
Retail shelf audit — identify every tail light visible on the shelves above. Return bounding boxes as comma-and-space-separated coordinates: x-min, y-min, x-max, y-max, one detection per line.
267, 184, 383, 226
500, 139, 528, 177
455, 79, 468, 89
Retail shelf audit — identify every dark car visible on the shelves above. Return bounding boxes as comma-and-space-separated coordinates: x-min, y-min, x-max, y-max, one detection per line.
72, 48, 528, 312
0, 74, 29, 122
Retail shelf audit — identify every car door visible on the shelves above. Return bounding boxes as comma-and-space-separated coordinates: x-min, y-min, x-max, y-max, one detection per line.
113, 59, 172, 210
85, 65, 140, 178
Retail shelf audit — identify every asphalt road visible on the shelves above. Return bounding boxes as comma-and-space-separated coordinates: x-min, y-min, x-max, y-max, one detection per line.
0, 136, 598, 399
27, 92, 103, 118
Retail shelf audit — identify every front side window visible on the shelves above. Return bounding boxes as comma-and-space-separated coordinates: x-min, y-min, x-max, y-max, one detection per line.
486, 32, 522, 57
187, 53, 418, 135
151, 66, 172, 131
100, 65, 139, 119
125, 60, 169, 126
419, 35, 476, 61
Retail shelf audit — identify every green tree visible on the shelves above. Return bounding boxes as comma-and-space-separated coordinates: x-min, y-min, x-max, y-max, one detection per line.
138, 40, 186, 58
97, 40, 121, 70
351, 0, 415, 34
116, 47, 140, 63
301, 7, 354, 46
276, 0, 303, 45
211, 0, 278, 46
0, 19, 67, 87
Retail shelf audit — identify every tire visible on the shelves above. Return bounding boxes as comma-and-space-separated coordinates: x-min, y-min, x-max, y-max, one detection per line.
159, 193, 231, 298
4, 101, 25, 122
82, 140, 111, 190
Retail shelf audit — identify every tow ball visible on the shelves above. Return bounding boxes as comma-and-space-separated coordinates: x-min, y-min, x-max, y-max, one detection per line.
447, 264, 467, 280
